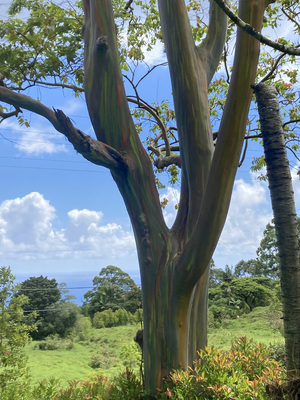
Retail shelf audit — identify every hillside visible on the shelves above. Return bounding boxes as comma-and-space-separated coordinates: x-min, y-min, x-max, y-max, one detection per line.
25, 306, 283, 386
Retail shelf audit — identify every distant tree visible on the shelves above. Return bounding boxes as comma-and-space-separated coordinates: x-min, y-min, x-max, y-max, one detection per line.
18, 275, 61, 313
229, 277, 275, 312
0, 267, 36, 398
209, 260, 225, 288
41, 301, 79, 338
234, 259, 257, 278
17, 276, 71, 339
209, 276, 275, 320
83, 266, 136, 315
123, 285, 142, 314
256, 219, 300, 279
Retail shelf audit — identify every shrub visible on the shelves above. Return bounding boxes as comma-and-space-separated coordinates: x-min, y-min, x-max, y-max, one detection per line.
75, 315, 92, 341
119, 343, 141, 368
36, 335, 74, 351
268, 342, 286, 367
108, 368, 144, 400
158, 337, 285, 399
93, 308, 138, 328
89, 347, 118, 369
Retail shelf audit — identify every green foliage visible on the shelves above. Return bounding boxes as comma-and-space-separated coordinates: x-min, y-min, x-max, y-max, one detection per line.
255, 218, 300, 279
209, 277, 276, 321
29, 370, 144, 400
0, 266, 36, 399
18, 275, 61, 313
17, 275, 80, 339
159, 337, 285, 399
92, 307, 140, 328
83, 266, 141, 316
74, 315, 92, 340
41, 301, 79, 338
36, 335, 74, 351
268, 342, 286, 368
119, 342, 141, 368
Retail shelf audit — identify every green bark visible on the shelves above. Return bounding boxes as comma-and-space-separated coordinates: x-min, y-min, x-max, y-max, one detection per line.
254, 82, 300, 378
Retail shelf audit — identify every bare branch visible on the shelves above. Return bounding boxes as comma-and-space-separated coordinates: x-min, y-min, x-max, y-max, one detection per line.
283, 119, 300, 129
0, 105, 22, 121
25, 79, 84, 93
127, 97, 171, 156
260, 52, 286, 83
286, 145, 300, 162
125, 0, 134, 11
0, 86, 124, 170
213, 0, 300, 56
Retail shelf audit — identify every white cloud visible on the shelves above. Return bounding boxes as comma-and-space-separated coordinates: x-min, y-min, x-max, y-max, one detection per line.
214, 177, 272, 265
1, 119, 67, 155
0, 192, 135, 261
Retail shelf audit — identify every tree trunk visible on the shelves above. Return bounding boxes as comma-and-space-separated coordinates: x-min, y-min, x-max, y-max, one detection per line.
0, 0, 272, 396
254, 82, 300, 377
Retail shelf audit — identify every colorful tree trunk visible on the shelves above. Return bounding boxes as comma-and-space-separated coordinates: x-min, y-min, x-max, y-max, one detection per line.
0, 0, 273, 396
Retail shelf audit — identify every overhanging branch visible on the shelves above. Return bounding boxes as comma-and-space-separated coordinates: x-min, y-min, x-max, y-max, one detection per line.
213, 0, 300, 56
0, 86, 124, 170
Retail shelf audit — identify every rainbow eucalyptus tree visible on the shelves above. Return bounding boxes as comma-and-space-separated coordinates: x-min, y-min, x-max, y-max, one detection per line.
0, 0, 274, 395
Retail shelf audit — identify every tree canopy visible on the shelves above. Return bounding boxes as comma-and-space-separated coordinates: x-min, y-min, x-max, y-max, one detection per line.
83, 265, 141, 315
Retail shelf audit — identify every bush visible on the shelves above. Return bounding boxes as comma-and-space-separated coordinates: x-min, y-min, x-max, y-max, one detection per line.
158, 337, 285, 399
119, 343, 141, 368
268, 342, 286, 367
75, 315, 92, 341
36, 335, 74, 351
89, 347, 118, 369
108, 368, 144, 400
93, 308, 138, 328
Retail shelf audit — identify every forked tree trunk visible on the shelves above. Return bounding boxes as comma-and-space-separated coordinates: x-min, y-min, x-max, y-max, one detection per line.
0, 0, 272, 396
254, 82, 300, 377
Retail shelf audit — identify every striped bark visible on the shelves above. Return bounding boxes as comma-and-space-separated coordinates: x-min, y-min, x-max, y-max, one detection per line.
255, 82, 300, 377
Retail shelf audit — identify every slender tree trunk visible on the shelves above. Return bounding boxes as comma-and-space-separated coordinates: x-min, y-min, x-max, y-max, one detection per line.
254, 82, 300, 377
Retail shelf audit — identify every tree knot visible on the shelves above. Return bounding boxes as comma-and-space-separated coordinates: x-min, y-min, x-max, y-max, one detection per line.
95, 36, 108, 53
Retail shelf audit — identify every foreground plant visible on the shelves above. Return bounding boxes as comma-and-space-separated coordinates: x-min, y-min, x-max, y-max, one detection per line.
159, 337, 285, 400
0, 267, 36, 399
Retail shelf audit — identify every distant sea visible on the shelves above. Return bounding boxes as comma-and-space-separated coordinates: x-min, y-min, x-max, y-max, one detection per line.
14, 270, 141, 306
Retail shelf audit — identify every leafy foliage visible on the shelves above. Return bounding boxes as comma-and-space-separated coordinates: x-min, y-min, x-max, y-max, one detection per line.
0, 267, 36, 399
18, 275, 61, 313
209, 277, 276, 321
159, 337, 285, 399
83, 266, 141, 316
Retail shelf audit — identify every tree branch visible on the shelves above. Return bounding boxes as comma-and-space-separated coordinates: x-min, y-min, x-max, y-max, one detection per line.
0, 86, 124, 170
213, 0, 300, 56
179, 0, 269, 288
199, 0, 229, 84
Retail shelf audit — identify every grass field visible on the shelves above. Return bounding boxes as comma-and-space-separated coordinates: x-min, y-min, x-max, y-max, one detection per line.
25, 306, 283, 386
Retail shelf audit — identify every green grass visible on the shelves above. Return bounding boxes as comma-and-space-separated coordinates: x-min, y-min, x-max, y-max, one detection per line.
25, 307, 283, 386
208, 306, 284, 349
25, 324, 141, 386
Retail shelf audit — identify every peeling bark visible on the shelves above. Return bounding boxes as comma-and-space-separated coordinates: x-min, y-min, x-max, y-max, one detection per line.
254, 82, 300, 377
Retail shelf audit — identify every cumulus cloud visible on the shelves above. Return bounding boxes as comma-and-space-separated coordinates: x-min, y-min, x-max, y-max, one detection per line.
214, 178, 272, 265
0, 192, 135, 261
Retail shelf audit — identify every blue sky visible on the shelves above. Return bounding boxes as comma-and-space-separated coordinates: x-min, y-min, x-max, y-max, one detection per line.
1, 2, 300, 304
